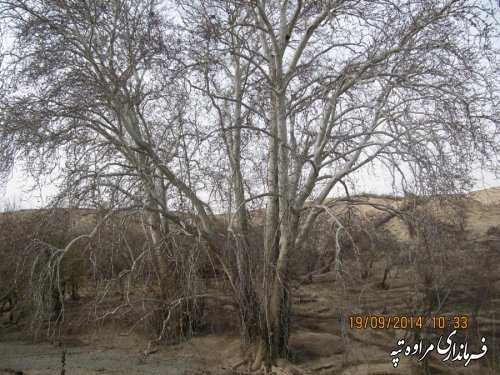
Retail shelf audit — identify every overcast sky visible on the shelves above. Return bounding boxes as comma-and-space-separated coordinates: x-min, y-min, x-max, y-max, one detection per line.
1, 0, 498, 212
1, 160, 498, 211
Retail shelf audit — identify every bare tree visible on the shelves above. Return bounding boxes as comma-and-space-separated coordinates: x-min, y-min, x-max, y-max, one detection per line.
0, 0, 193, 338
1, 0, 499, 372
173, 0, 499, 370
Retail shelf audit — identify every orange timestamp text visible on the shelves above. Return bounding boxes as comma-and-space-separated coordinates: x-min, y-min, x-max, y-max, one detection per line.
348, 315, 469, 330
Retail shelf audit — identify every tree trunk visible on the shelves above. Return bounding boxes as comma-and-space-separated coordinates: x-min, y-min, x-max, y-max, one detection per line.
242, 274, 291, 372
143, 184, 187, 341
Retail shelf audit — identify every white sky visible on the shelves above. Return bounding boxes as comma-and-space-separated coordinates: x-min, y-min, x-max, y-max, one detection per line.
1, 0, 498, 212
1, 161, 498, 211
1, 165, 60, 211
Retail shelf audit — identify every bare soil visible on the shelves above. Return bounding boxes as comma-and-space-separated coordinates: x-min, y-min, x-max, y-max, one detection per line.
1, 188, 500, 374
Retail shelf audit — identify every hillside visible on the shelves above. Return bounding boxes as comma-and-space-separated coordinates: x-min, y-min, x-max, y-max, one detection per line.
0, 187, 499, 374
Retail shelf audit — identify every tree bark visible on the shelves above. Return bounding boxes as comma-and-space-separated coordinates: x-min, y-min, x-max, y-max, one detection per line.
242, 274, 291, 371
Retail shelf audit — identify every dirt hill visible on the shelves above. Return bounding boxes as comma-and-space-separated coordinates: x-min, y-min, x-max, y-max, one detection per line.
1, 187, 499, 374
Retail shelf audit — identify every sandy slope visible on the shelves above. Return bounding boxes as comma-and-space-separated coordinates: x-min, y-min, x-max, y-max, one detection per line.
1, 187, 499, 374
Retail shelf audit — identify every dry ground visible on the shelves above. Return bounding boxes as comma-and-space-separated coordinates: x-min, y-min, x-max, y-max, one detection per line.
1, 187, 500, 374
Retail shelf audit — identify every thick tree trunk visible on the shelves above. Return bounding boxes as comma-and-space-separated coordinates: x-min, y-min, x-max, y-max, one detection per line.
235, 234, 292, 371
243, 276, 291, 372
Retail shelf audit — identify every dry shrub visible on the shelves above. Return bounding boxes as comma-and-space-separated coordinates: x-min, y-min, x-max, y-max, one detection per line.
0, 209, 74, 326
395, 197, 500, 372
0, 206, 226, 346
288, 201, 401, 282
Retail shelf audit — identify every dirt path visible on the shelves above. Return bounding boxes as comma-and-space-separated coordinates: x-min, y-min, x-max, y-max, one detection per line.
0, 340, 212, 375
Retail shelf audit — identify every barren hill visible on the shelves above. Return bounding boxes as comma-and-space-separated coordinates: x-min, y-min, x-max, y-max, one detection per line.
1, 187, 499, 374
